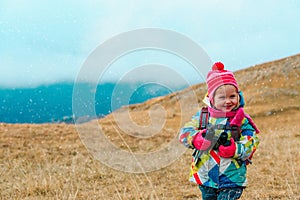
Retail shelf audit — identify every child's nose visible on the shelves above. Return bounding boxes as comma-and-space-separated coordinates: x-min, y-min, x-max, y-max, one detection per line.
225, 98, 231, 103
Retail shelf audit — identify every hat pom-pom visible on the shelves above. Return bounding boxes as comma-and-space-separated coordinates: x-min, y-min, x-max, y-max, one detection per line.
212, 62, 224, 70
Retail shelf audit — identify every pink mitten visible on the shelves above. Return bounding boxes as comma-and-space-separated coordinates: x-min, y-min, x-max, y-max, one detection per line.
218, 138, 236, 158
193, 130, 211, 150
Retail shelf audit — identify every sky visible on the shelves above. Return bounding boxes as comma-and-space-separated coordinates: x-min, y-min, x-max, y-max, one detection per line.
1, 0, 300, 88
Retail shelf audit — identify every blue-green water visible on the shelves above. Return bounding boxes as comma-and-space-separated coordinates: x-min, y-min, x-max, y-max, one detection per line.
0, 82, 185, 124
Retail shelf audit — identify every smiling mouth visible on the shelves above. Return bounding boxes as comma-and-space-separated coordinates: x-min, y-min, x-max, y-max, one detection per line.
225, 105, 233, 109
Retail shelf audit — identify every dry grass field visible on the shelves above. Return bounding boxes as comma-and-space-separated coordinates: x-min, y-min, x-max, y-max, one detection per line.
1, 54, 300, 199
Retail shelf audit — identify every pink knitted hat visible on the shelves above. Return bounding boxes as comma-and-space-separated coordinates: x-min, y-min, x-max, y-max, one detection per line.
206, 62, 238, 101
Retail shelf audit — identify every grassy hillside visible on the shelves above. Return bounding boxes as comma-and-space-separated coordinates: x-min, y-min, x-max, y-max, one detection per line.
1, 54, 300, 199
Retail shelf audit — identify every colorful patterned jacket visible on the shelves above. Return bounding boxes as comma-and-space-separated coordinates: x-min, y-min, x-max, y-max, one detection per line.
179, 107, 259, 189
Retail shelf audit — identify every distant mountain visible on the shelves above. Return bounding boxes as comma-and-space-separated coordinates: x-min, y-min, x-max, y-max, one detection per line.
0, 82, 186, 124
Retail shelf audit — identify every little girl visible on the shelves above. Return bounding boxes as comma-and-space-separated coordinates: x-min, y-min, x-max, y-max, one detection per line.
179, 62, 259, 200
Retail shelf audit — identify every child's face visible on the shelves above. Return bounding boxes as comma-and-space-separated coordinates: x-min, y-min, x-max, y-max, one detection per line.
213, 84, 239, 112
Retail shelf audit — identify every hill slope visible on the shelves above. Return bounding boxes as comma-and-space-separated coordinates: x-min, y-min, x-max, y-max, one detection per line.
1, 54, 300, 199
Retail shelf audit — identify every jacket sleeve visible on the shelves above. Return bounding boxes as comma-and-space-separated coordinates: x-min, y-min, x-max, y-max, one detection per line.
234, 118, 260, 162
178, 111, 201, 148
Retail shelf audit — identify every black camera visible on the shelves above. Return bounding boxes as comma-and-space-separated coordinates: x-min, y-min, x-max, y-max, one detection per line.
213, 132, 231, 150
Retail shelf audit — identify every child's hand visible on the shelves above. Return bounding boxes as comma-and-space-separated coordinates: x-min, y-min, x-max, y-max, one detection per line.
218, 138, 236, 158
192, 130, 211, 150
